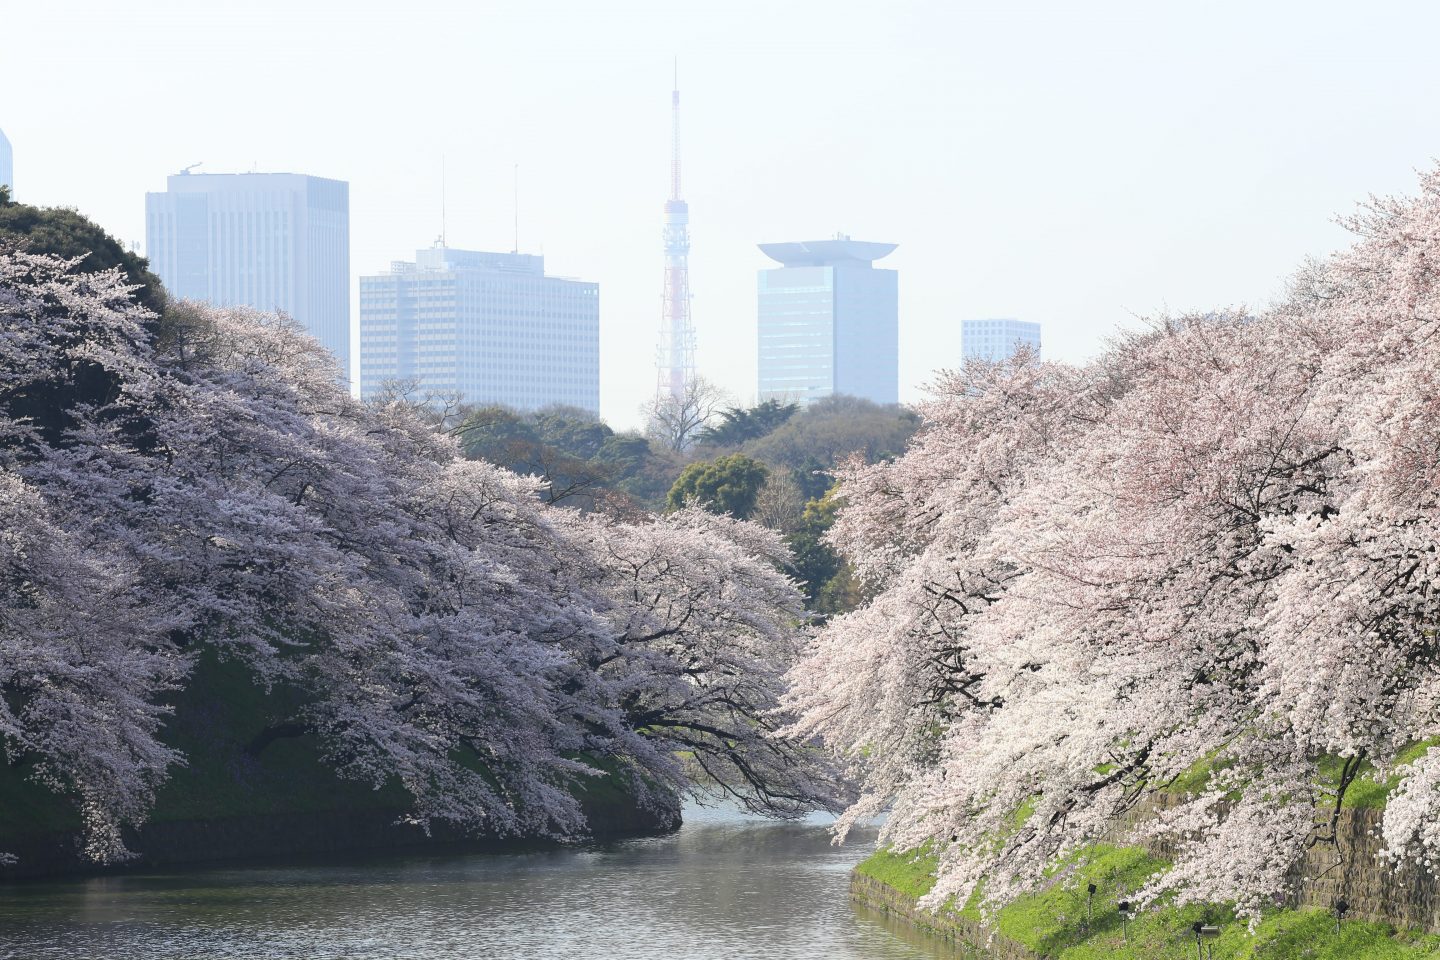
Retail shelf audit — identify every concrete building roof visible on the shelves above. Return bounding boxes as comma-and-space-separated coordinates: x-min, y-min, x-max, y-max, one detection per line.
758, 238, 898, 266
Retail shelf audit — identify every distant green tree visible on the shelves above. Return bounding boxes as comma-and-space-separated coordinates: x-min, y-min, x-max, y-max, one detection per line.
533, 405, 613, 460
456, 404, 674, 511
666, 453, 770, 519
791, 454, 837, 503
595, 433, 652, 472
787, 486, 851, 611
0, 186, 166, 314
810, 552, 862, 615
698, 398, 799, 447
614, 442, 687, 511
457, 406, 611, 507
742, 394, 919, 479
458, 405, 543, 454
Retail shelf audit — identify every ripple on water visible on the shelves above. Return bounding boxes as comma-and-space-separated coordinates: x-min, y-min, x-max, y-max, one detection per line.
0, 806, 961, 960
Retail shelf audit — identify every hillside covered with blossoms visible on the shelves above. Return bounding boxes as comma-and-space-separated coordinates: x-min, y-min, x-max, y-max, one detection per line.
786, 166, 1440, 922
0, 246, 845, 865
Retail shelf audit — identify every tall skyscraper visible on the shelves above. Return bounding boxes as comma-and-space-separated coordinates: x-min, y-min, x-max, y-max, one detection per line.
962, 318, 1041, 363
145, 171, 351, 374
358, 246, 600, 414
655, 67, 696, 401
0, 127, 12, 197
756, 236, 899, 406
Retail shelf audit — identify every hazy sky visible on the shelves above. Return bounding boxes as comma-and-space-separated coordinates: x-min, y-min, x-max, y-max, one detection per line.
6, 0, 1440, 427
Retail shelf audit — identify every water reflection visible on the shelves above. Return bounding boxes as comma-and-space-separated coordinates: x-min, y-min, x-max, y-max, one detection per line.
0, 804, 958, 959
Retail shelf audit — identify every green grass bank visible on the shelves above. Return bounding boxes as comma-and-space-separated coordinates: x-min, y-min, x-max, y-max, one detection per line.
852, 844, 1440, 959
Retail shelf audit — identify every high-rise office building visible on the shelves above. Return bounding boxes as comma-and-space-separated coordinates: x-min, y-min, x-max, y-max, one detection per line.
962, 318, 1041, 363
0, 127, 12, 196
359, 246, 599, 414
756, 236, 898, 406
145, 171, 351, 374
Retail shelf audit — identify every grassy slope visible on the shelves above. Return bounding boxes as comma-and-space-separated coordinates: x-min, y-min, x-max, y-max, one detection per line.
1162, 740, 1440, 812
857, 846, 939, 900
857, 844, 1440, 959
1320, 740, 1439, 811
858, 749, 1440, 959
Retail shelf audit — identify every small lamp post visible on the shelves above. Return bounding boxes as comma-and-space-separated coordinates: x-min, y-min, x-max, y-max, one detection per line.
1085, 882, 1097, 933
1334, 898, 1349, 935
1117, 900, 1132, 942
1192, 921, 1220, 960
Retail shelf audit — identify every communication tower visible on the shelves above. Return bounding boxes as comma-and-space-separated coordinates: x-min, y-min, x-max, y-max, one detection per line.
655, 63, 696, 401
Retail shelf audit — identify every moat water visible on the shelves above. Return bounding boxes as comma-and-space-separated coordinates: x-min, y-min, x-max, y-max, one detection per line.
0, 805, 958, 959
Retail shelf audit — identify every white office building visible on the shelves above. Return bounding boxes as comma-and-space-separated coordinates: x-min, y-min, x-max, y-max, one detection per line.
756, 237, 899, 406
359, 246, 599, 414
962, 318, 1041, 363
145, 172, 351, 375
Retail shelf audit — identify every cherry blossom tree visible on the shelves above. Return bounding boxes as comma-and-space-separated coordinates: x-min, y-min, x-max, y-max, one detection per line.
785, 166, 1440, 922
572, 506, 849, 817
0, 247, 838, 862
0, 471, 184, 862
0, 251, 188, 861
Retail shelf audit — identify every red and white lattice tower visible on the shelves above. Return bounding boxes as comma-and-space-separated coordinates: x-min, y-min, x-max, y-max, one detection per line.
656, 65, 696, 401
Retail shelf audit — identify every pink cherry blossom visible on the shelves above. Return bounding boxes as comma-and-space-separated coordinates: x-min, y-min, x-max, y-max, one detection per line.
785, 167, 1440, 922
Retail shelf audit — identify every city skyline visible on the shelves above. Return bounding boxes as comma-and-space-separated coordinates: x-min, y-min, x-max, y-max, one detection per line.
10, 4, 1440, 951
6, 1, 1440, 428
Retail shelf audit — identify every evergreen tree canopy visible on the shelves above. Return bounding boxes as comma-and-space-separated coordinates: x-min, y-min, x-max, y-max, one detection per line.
699, 398, 799, 447
667, 453, 770, 520
0, 186, 165, 314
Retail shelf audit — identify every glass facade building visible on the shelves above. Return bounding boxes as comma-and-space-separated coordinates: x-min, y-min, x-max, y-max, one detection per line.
961, 318, 1041, 363
756, 238, 898, 406
145, 172, 351, 376
359, 247, 599, 414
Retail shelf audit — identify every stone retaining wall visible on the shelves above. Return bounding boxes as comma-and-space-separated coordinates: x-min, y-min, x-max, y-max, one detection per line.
1124, 796, 1440, 931
850, 872, 1036, 959
1288, 806, 1440, 930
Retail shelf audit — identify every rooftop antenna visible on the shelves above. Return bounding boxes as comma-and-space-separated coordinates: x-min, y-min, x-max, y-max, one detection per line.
670, 56, 681, 201
513, 163, 519, 254
440, 154, 447, 249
